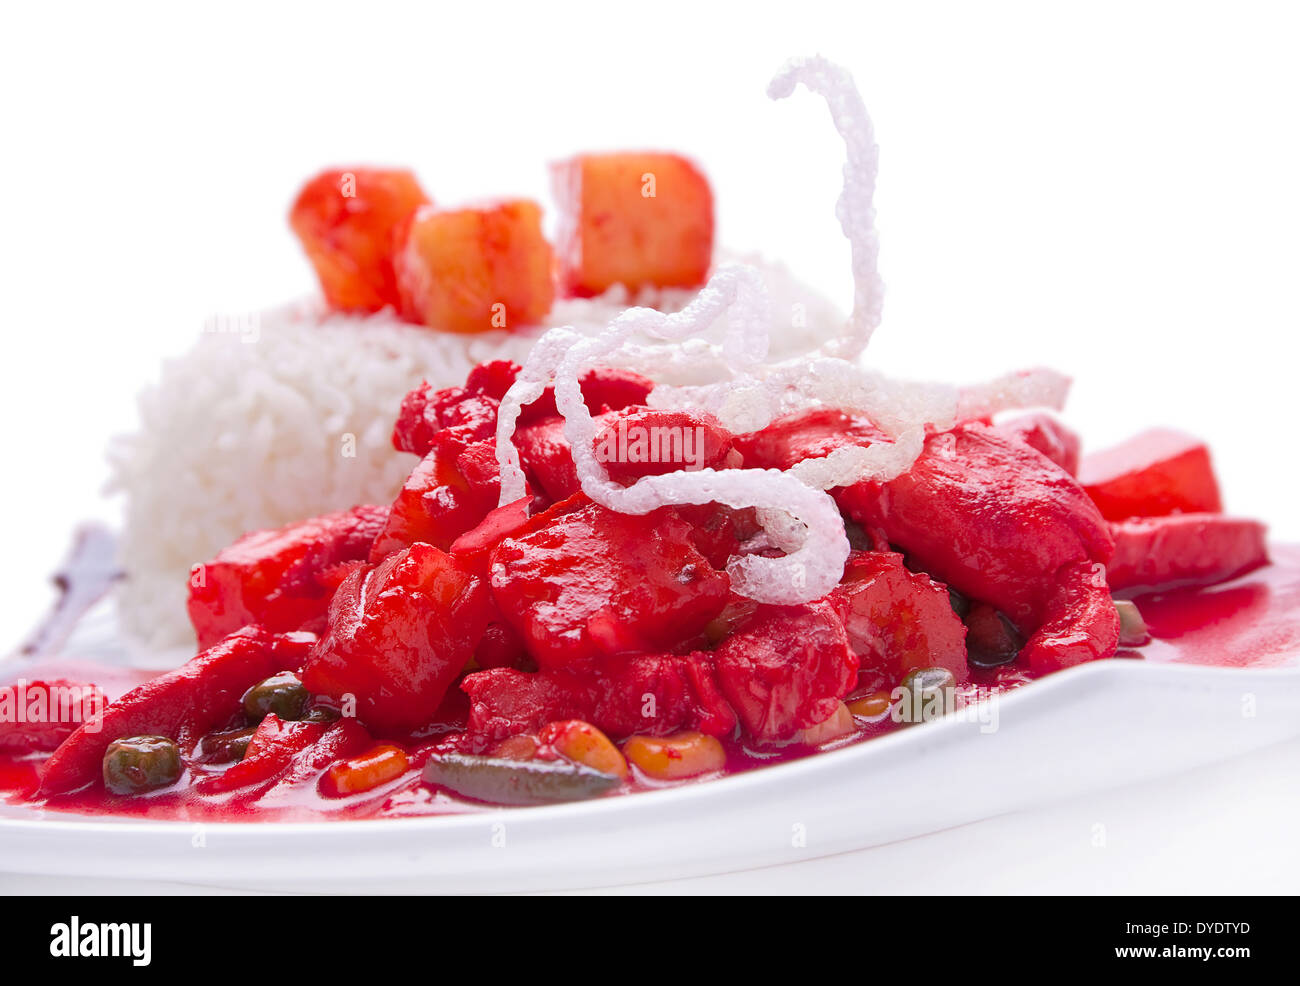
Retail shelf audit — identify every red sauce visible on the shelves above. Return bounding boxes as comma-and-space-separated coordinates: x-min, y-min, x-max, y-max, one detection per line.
4, 547, 1297, 822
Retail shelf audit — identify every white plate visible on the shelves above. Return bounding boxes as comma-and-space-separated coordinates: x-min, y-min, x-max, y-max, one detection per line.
3, 658, 1298, 893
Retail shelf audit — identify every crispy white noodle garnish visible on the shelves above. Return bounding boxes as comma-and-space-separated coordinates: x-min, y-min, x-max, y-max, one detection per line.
495, 56, 1070, 605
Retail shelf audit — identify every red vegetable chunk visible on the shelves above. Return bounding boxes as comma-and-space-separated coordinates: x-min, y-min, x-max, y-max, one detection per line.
489, 500, 731, 670
195, 715, 326, 794
593, 652, 737, 739
1020, 561, 1120, 673
992, 413, 1081, 476
473, 620, 532, 671
516, 406, 735, 502
830, 552, 968, 693
553, 152, 714, 296
512, 414, 583, 502
462, 651, 735, 744
0, 680, 105, 753
450, 496, 533, 571
39, 627, 314, 795
289, 168, 431, 312
837, 423, 1114, 630
593, 407, 736, 485
714, 601, 858, 742
734, 408, 886, 472
370, 438, 505, 559
198, 716, 373, 798
395, 200, 555, 333
392, 373, 502, 458
460, 667, 596, 744
1107, 514, 1269, 593
392, 360, 653, 468
1079, 428, 1223, 521
188, 505, 388, 649
302, 544, 491, 733
519, 366, 655, 427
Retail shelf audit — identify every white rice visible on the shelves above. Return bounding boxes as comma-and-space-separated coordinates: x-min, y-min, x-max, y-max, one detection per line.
110, 255, 843, 652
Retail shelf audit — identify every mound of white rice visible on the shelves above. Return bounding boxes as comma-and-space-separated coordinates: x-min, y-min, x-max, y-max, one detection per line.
109, 256, 843, 652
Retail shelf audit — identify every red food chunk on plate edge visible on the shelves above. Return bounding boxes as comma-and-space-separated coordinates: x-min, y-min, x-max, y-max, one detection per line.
1079, 428, 1223, 521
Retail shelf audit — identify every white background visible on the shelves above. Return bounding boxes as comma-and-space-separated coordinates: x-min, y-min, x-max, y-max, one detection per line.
1, 1, 1297, 893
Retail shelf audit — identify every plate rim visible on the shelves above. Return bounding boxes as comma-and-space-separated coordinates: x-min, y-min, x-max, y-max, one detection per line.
2, 657, 1296, 837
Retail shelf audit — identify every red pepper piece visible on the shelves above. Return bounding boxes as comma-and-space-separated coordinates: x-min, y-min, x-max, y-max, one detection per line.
195, 715, 326, 794
1107, 514, 1268, 593
369, 438, 506, 559
450, 496, 532, 567
1079, 428, 1223, 521
829, 551, 968, 694
837, 422, 1114, 630
713, 600, 858, 742
199, 716, 373, 797
0, 680, 105, 753
463, 360, 520, 401
266, 718, 373, 795
488, 501, 731, 670
1021, 561, 1121, 673
38, 627, 313, 795
188, 505, 388, 649
734, 407, 886, 471
992, 413, 1081, 476
393, 384, 477, 457
302, 544, 491, 732
513, 414, 583, 501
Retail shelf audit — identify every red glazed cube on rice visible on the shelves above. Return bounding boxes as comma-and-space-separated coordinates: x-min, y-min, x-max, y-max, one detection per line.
553, 152, 714, 296
289, 168, 431, 312
395, 200, 556, 334
1079, 428, 1223, 521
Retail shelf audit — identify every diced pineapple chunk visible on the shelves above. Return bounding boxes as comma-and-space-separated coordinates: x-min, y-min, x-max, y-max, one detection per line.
395, 200, 555, 334
553, 152, 713, 296
289, 168, 430, 312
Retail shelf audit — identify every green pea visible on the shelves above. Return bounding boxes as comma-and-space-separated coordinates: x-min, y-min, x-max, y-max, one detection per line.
103, 735, 182, 795
898, 667, 956, 724
196, 726, 257, 763
241, 671, 310, 722
302, 705, 341, 724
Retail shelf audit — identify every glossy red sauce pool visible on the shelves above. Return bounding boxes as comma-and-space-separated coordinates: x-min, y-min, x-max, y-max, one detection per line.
3, 546, 1297, 823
